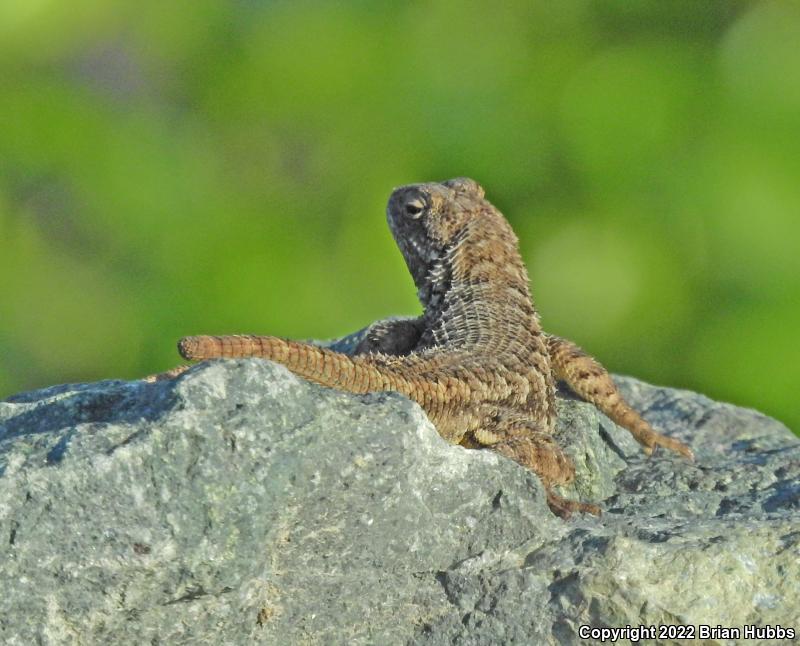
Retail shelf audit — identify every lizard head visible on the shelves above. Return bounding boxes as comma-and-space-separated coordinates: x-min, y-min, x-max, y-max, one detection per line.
387, 177, 515, 304
387, 177, 486, 285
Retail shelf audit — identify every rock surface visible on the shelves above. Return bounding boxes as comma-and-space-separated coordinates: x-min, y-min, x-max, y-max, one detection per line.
0, 358, 797, 644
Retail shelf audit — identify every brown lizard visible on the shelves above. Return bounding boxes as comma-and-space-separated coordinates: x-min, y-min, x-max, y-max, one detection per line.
156, 178, 692, 517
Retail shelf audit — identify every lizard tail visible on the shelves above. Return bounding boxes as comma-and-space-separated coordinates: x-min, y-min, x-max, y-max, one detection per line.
178, 334, 410, 395
545, 334, 693, 460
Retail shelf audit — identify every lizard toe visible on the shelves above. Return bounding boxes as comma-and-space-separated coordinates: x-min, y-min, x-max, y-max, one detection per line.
546, 488, 602, 518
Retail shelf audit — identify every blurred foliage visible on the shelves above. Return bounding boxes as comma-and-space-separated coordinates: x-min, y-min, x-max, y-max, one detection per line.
0, 0, 797, 433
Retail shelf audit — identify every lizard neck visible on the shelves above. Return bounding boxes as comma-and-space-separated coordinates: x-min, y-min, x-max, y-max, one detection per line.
417, 220, 543, 352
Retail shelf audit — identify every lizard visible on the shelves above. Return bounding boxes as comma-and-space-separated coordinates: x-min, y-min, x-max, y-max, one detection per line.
154, 178, 692, 517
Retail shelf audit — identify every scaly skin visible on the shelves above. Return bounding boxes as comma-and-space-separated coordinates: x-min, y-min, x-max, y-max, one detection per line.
157, 178, 692, 517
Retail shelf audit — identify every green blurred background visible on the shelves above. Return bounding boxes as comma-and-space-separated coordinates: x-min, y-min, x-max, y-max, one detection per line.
1, 1, 797, 432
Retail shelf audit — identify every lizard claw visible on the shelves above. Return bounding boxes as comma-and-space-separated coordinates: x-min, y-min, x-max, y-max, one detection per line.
645, 433, 694, 461
546, 488, 602, 519
632, 423, 694, 461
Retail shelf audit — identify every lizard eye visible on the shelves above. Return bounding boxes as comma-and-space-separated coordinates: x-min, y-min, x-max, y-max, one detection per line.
405, 199, 425, 218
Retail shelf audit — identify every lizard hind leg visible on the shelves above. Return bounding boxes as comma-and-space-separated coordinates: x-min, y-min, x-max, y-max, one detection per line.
472, 423, 601, 518
546, 334, 693, 460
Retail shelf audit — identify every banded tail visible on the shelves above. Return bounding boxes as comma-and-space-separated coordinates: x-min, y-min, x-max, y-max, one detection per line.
178, 334, 412, 396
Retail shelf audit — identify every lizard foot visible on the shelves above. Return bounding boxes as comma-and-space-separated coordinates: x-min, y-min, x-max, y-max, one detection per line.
633, 427, 694, 461
546, 488, 602, 519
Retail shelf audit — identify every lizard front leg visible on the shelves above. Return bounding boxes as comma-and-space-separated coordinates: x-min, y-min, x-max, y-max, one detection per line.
545, 334, 692, 460
350, 316, 424, 356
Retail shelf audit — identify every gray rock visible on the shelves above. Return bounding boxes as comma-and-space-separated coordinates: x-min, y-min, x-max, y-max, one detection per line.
0, 358, 797, 645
